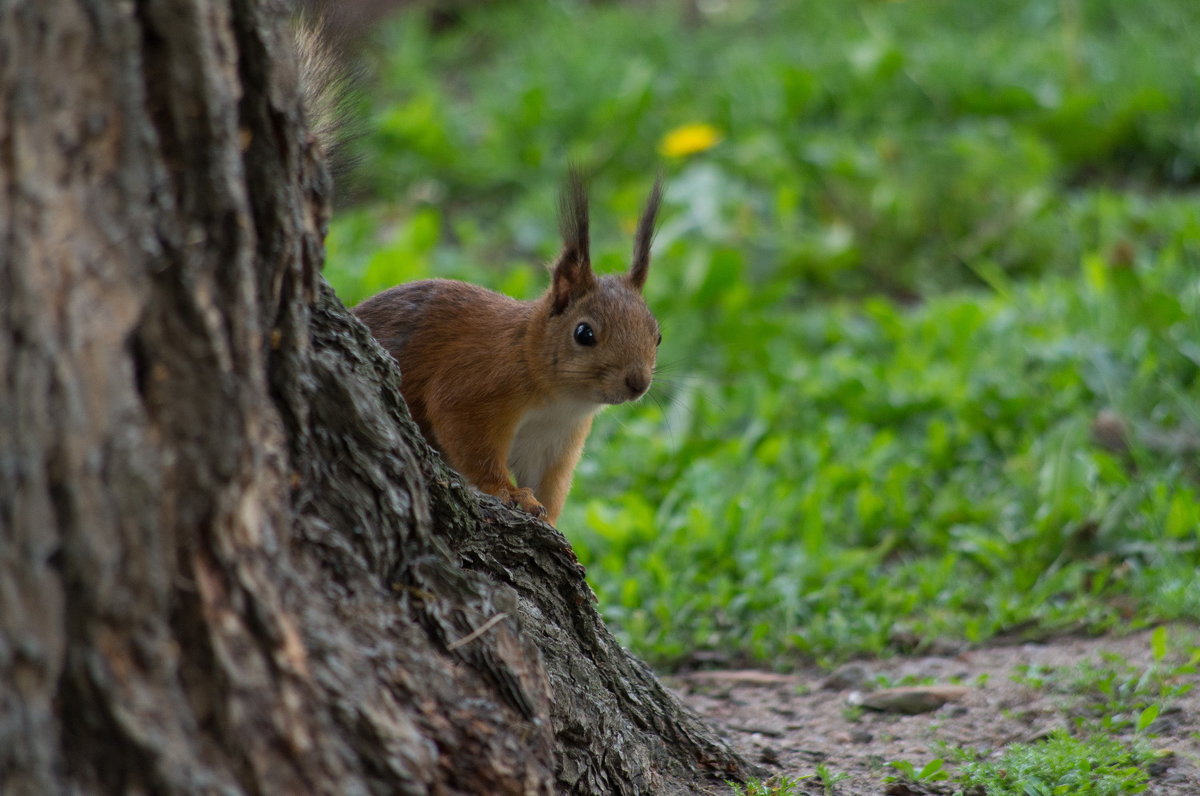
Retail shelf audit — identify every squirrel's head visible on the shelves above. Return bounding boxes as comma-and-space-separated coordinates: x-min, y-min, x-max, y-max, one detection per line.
538, 172, 662, 406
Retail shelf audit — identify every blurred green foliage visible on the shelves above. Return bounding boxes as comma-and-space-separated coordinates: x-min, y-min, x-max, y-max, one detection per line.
325, 0, 1200, 665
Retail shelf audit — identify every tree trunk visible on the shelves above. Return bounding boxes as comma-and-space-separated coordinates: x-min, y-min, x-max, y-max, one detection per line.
0, 2, 751, 794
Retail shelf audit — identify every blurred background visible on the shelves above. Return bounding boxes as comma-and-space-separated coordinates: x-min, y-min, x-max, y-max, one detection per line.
321, 0, 1200, 668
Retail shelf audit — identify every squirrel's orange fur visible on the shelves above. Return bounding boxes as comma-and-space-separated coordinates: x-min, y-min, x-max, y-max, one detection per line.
353, 173, 662, 524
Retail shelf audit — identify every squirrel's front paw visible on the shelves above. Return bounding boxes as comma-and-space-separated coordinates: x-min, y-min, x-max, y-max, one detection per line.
506, 487, 547, 519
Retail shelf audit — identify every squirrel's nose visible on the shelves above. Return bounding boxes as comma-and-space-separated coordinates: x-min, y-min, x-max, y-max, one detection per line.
624, 371, 650, 398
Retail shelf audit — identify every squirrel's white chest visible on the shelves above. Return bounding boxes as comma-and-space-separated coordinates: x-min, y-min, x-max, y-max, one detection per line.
508, 400, 598, 490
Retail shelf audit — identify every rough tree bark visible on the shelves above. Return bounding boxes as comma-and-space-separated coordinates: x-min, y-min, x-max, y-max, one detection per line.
0, 1, 752, 794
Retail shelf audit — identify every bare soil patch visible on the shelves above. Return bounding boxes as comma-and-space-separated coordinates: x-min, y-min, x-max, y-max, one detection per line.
673, 625, 1200, 794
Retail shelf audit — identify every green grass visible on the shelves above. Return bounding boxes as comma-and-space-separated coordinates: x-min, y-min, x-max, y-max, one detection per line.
884, 757, 950, 787
956, 731, 1155, 795
564, 209, 1200, 663
325, 0, 1200, 666
1011, 626, 1199, 734
728, 774, 806, 796
887, 630, 1194, 794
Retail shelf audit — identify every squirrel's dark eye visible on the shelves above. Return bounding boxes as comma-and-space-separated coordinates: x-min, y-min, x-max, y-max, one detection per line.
573, 322, 596, 346
656, 332, 662, 347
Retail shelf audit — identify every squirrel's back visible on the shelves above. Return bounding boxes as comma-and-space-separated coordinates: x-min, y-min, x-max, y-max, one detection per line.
353, 279, 527, 362
353, 279, 541, 448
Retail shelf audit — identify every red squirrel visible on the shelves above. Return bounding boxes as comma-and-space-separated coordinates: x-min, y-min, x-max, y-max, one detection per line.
353, 173, 663, 524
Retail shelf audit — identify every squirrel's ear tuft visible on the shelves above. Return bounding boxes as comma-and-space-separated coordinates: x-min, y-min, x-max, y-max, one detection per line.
628, 176, 662, 291
550, 167, 596, 314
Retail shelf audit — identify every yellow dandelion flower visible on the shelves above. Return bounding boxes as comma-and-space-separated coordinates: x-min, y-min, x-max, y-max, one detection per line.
659, 123, 722, 158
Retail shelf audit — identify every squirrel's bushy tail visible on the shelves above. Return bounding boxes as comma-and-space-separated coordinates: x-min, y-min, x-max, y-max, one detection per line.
293, 15, 359, 169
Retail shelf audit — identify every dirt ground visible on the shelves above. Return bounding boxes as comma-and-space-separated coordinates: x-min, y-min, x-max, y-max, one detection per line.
673, 625, 1200, 795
